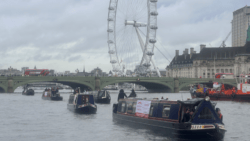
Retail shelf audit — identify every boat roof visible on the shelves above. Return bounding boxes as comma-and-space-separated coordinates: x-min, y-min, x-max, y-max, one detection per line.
70, 93, 94, 96
119, 97, 178, 104
178, 98, 217, 106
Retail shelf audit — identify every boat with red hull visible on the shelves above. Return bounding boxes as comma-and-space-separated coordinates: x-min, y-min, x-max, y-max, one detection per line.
190, 76, 250, 102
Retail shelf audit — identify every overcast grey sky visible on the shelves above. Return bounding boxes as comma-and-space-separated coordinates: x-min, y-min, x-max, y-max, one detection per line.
0, 0, 249, 73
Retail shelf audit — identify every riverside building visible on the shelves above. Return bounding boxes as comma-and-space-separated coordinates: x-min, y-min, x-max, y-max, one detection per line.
167, 26, 250, 78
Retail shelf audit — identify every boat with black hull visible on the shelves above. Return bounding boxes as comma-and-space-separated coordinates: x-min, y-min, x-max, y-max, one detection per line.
22, 89, 35, 96
42, 87, 63, 101
67, 92, 97, 114
113, 97, 226, 141
94, 90, 111, 104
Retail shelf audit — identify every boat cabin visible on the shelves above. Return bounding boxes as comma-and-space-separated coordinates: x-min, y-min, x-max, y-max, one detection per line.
68, 94, 95, 105
116, 97, 222, 124
97, 90, 110, 98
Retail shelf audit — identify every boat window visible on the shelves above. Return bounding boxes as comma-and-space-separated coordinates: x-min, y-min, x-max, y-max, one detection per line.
121, 103, 126, 113
132, 103, 136, 113
149, 106, 154, 117
127, 103, 133, 113
198, 107, 214, 119
98, 91, 105, 97
162, 105, 171, 118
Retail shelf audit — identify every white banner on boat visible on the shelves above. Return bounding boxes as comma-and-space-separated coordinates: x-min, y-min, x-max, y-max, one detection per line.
213, 82, 220, 88
135, 100, 151, 118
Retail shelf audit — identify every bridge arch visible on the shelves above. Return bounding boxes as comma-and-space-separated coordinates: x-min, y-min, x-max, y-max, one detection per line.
13, 79, 95, 92
100, 79, 174, 93
0, 84, 7, 93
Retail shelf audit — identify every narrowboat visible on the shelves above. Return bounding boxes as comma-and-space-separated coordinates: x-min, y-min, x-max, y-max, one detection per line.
42, 87, 63, 101
113, 97, 226, 141
22, 89, 35, 96
67, 92, 97, 114
94, 90, 111, 104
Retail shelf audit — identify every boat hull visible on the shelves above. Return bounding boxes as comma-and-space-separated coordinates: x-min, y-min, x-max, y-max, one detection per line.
67, 104, 97, 114
113, 113, 225, 141
190, 91, 250, 102
94, 98, 110, 104
42, 96, 63, 101
22, 89, 35, 96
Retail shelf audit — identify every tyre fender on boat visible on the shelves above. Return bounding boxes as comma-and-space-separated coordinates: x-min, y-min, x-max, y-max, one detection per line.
113, 104, 118, 113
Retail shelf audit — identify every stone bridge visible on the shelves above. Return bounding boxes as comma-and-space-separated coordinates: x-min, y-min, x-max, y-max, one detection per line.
0, 76, 237, 93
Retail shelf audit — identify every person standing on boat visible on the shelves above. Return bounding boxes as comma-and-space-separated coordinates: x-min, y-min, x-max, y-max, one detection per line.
128, 89, 137, 98
73, 88, 79, 94
118, 89, 127, 101
182, 109, 191, 122
216, 108, 223, 122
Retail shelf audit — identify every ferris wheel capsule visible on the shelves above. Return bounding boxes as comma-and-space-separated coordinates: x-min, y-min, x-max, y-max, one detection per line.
146, 51, 154, 56
150, 11, 158, 16
107, 18, 113, 21
107, 29, 113, 32
107, 40, 113, 44
150, 25, 158, 30
143, 63, 151, 68
109, 7, 114, 10
149, 39, 156, 44
108, 50, 115, 54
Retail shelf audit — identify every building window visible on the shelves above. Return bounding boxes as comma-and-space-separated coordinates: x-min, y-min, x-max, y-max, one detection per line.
225, 69, 228, 73
230, 69, 233, 73
221, 69, 224, 73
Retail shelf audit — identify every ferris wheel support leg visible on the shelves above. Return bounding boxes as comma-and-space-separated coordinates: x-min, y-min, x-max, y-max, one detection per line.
135, 27, 149, 66
151, 58, 161, 77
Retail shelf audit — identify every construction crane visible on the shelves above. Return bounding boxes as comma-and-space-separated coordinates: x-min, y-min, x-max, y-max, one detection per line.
219, 31, 231, 48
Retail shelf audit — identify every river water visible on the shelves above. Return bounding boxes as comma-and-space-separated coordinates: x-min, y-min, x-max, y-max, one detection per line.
0, 89, 249, 141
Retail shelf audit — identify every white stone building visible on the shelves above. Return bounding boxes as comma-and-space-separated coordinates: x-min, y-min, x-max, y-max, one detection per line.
166, 42, 250, 78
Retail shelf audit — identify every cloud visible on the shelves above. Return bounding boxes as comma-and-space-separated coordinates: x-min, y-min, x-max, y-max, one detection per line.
0, 0, 249, 73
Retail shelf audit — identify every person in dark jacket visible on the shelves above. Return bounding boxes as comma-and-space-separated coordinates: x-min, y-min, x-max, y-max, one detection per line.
182, 108, 191, 122
128, 89, 137, 98
216, 108, 223, 122
117, 89, 127, 101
